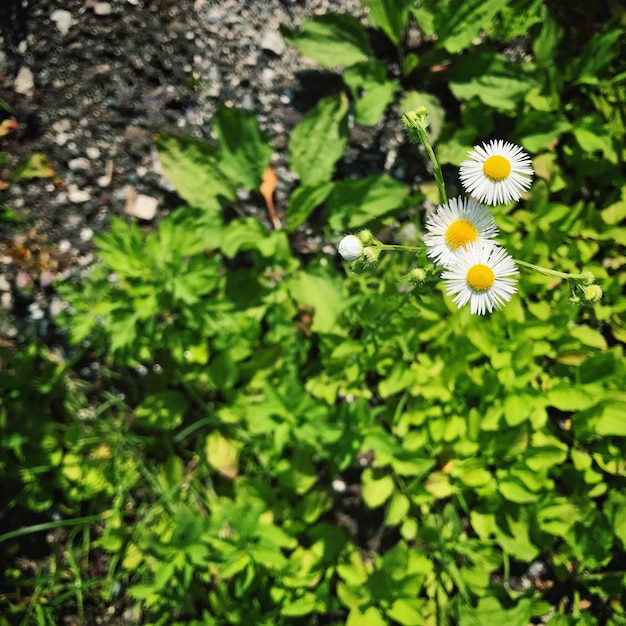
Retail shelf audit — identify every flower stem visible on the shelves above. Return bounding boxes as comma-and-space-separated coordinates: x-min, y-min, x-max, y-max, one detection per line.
379, 244, 425, 254
514, 259, 588, 282
402, 110, 447, 205
415, 125, 448, 206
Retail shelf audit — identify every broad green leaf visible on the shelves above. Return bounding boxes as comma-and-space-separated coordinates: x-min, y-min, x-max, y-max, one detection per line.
455, 595, 533, 626
287, 270, 347, 335
363, 0, 411, 47
449, 53, 536, 110
155, 134, 235, 210
326, 174, 409, 230
498, 476, 540, 503
343, 59, 400, 126
387, 598, 424, 625
385, 492, 410, 526
346, 607, 386, 626
286, 181, 334, 232
451, 458, 492, 488
213, 107, 273, 190
289, 94, 349, 187
361, 468, 394, 508
205, 432, 243, 479
601, 186, 626, 225
412, 0, 502, 54
594, 401, 626, 436
281, 13, 371, 67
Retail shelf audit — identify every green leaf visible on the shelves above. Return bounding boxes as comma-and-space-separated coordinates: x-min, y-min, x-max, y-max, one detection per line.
287, 270, 348, 335
594, 401, 626, 436
289, 94, 349, 187
286, 181, 334, 232
363, 0, 411, 47
205, 432, 243, 479
213, 107, 273, 190
455, 595, 533, 626
532, 4, 563, 68
346, 606, 387, 626
449, 53, 536, 110
343, 59, 400, 126
361, 468, 394, 508
134, 390, 189, 430
387, 598, 424, 625
326, 174, 409, 230
412, 0, 502, 54
498, 476, 540, 504
155, 134, 235, 210
282, 13, 371, 67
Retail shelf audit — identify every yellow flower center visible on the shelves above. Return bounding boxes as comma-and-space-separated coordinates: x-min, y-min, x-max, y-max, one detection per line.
467, 264, 495, 291
445, 219, 478, 250
483, 155, 511, 181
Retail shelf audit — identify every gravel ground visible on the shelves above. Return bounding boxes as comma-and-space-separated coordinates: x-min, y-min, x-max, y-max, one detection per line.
0, 0, 396, 339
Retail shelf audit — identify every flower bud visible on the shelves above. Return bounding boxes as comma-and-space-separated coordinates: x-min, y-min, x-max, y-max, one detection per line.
362, 247, 380, 264
358, 229, 374, 244
582, 284, 603, 303
338, 235, 363, 261
581, 270, 596, 286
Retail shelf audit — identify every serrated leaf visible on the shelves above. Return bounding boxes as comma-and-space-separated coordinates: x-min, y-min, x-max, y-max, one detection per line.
213, 107, 273, 190
282, 13, 371, 67
289, 94, 349, 187
155, 134, 235, 210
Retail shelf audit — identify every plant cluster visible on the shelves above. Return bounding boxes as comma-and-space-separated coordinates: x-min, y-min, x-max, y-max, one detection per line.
1, 1, 626, 625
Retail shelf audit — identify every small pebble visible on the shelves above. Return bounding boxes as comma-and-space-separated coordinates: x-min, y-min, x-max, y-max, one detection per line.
93, 2, 113, 16
14, 66, 35, 95
69, 157, 90, 171
86, 146, 101, 160
80, 227, 94, 242
126, 194, 158, 220
260, 29, 286, 56
50, 9, 73, 36
68, 187, 91, 203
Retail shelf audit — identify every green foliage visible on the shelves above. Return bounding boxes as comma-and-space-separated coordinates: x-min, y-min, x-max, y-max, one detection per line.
3, 0, 626, 624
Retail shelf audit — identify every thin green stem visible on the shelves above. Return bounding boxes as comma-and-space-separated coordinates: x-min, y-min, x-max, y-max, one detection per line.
0, 514, 102, 544
415, 125, 448, 205
378, 244, 425, 254
515, 259, 588, 281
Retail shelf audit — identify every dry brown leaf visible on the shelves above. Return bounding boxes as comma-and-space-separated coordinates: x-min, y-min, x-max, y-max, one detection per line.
260, 166, 281, 229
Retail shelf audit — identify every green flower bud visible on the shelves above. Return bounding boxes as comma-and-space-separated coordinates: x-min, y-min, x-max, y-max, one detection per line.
580, 270, 596, 286
582, 284, 603, 303
362, 247, 380, 264
358, 229, 374, 244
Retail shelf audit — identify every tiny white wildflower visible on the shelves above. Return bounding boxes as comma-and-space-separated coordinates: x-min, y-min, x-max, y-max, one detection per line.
424, 196, 499, 267
459, 140, 533, 205
338, 235, 363, 261
441, 243, 519, 315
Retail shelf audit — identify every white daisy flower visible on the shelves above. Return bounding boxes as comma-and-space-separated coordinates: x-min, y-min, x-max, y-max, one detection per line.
441, 243, 519, 315
423, 196, 499, 267
459, 140, 534, 206
338, 234, 363, 261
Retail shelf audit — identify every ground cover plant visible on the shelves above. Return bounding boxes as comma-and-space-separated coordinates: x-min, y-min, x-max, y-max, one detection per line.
1, 0, 626, 624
